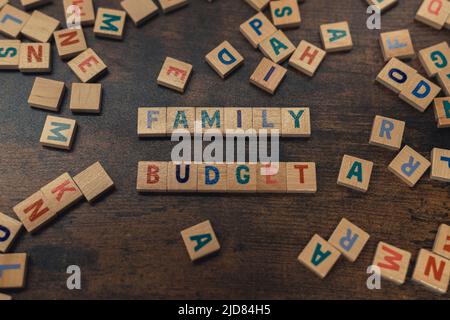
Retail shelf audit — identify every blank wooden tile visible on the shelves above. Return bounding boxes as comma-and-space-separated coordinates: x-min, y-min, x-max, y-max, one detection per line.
158, 0, 188, 13
437, 66, 450, 95
0, 40, 20, 70
205, 41, 244, 79
0, 212, 22, 253
167, 107, 195, 134
433, 224, 450, 259
181, 220, 220, 261
337, 155, 373, 193
40, 115, 77, 150
167, 162, 197, 192
240, 12, 277, 49
259, 30, 295, 64
253, 107, 281, 133
28, 77, 65, 111
13, 190, 56, 232
376, 57, 418, 94
415, 0, 450, 30
379, 29, 415, 62
320, 21, 353, 52
120, 0, 158, 26
19, 42, 51, 73
369, 115, 405, 150
54, 28, 87, 59
197, 164, 227, 192
224, 107, 253, 132
298, 234, 341, 279
0, 1, 8, 10
270, 0, 301, 29
250, 58, 287, 95
244, 0, 269, 11
399, 73, 441, 112
286, 162, 316, 193
434, 97, 450, 128
21, 10, 59, 42
289, 40, 326, 77
257, 162, 287, 193
70, 83, 102, 113
41, 172, 83, 215
0, 292, 12, 300
157, 57, 193, 93
430, 147, 450, 182
418, 41, 450, 77
281, 107, 310, 137
93, 8, 126, 40
68, 48, 107, 83
226, 163, 257, 193
63, 0, 95, 26
412, 249, 449, 294
196, 107, 224, 133
138, 107, 167, 137
136, 161, 168, 192
328, 218, 369, 262
20, 0, 51, 10
0, 4, 30, 38
372, 241, 411, 285
388, 145, 431, 187
73, 161, 114, 202
366, 0, 397, 12
0, 253, 27, 289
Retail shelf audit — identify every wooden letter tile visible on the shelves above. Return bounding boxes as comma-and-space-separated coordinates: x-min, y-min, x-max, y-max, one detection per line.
434, 97, 450, 128
412, 249, 449, 294
226, 163, 257, 193
398, 73, 441, 112
157, 57, 193, 93
366, 0, 397, 12
0, 4, 30, 38
258, 30, 295, 64
376, 57, 418, 94
436, 66, 450, 95
158, 0, 188, 14
20, 0, 51, 10
0, 293, 12, 300
224, 107, 253, 132
257, 162, 287, 193
0, 0, 8, 10
388, 145, 431, 187
328, 218, 370, 262
433, 224, 450, 259
54, 28, 87, 59
13, 190, 56, 232
73, 161, 114, 202
136, 161, 168, 192
70, 83, 102, 113
197, 164, 227, 192
250, 57, 287, 94
337, 155, 373, 193
253, 107, 281, 132
281, 107, 310, 137
244, 0, 269, 11
120, 0, 158, 26
93, 8, 126, 40
40, 115, 77, 150
197, 107, 224, 133
415, 0, 450, 30
28, 77, 65, 111
0, 40, 20, 70
369, 115, 405, 150
270, 0, 301, 29
167, 162, 197, 192
0, 253, 27, 289
138, 107, 167, 137
21, 10, 59, 43
63, 0, 95, 26
430, 147, 450, 182
0, 212, 22, 253
181, 220, 220, 261
240, 12, 277, 49
167, 107, 195, 134
379, 29, 415, 62
372, 241, 411, 285
68, 48, 107, 83
286, 162, 317, 193
320, 21, 353, 52
205, 41, 244, 79
289, 40, 326, 77
19, 42, 51, 73
418, 41, 450, 77
40, 172, 83, 214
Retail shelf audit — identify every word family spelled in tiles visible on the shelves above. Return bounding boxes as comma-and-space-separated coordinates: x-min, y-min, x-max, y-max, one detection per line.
68, 48, 107, 83
240, 12, 277, 49
63, 0, 95, 26
19, 42, 50, 72
226, 163, 257, 192
270, 0, 301, 29
433, 224, 450, 259
398, 73, 441, 112
388, 145, 431, 187
0, 40, 20, 70
21, 10, 59, 43
0, 4, 30, 38
40, 115, 77, 150
28, 77, 65, 111
157, 57, 193, 93
250, 57, 287, 94
137, 161, 168, 192
205, 41, 244, 79
167, 107, 196, 134
73, 162, 114, 203
366, 0, 398, 12
289, 40, 326, 77
256, 162, 287, 193
167, 162, 197, 192
415, 0, 450, 30
373, 241, 411, 285
258, 30, 295, 64
412, 249, 450, 294
70, 83, 102, 113
138, 107, 167, 136
281, 107, 311, 137
0, 212, 22, 253
437, 66, 450, 95
369, 115, 405, 150
181, 220, 220, 262
337, 155, 373, 193
197, 107, 224, 132
0, 253, 27, 289
158, 0, 188, 13
418, 42, 450, 77
54, 28, 87, 59
20, 0, 51, 10
94, 8, 126, 40
298, 234, 341, 279
379, 29, 415, 62
430, 148, 450, 182
286, 162, 317, 193
376, 58, 418, 94
197, 164, 227, 192
434, 97, 450, 128
224, 107, 253, 132
120, 0, 158, 27
244, 0, 269, 11
329, 218, 369, 262
320, 21, 353, 52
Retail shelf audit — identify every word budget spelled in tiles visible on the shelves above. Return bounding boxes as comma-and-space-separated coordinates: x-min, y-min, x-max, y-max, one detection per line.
398, 73, 441, 112
415, 0, 450, 30
258, 30, 295, 64
418, 42, 450, 77
181, 220, 220, 262
226, 163, 257, 192
373, 242, 411, 285
433, 224, 450, 259
197, 107, 224, 132
157, 57, 192, 93
0, 40, 20, 70
120, 0, 158, 27
21, 10, 59, 43
40, 115, 77, 150
13, 190, 55, 232
369, 115, 405, 150
286, 162, 317, 193
376, 57, 418, 94
244, 0, 269, 11
320, 21, 353, 52
366, 0, 397, 12
54, 28, 87, 59
437, 66, 450, 95
167, 162, 197, 192
19, 42, 50, 72
138, 107, 167, 136
28, 77, 65, 111
0, 4, 30, 38
240, 12, 277, 49
94, 8, 126, 40
270, 0, 301, 29
388, 145, 431, 187
73, 161, 114, 202
289, 40, 326, 77
434, 97, 450, 128
328, 218, 370, 262
337, 155, 373, 193
197, 164, 227, 192
137, 161, 168, 192
68, 48, 107, 83
0, 212, 22, 253
70, 83, 102, 113
412, 249, 450, 294
167, 107, 195, 134
224, 107, 253, 132
379, 29, 415, 62
298, 234, 341, 279
250, 57, 287, 94
281, 107, 311, 137
63, 0, 95, 26
158, 0, 188, 13
257, 162, 287, 193
430, 147, 450, 182
205, 41, 244, 79
0, 253, 27, 289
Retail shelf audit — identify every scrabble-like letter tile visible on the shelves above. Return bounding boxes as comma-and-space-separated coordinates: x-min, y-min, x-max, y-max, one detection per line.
369, 115, 405, 150
418, 41, 450, 77
13, 190, 55, 232
167, 107, 195, 134
0, 40, 20, 70
376, 57, 418, 94
244, 0, 269, 11
250, 57, 287, 94
224, 107, 253, 132
167, 162, 197, 192
434, 97, 450, 128
257, 162, 287, 193
0, 4, 30, 38
138, 107, 167, 137
120, 0, 158, 26
240, 12, 276, 49
433, 224, 450, 259
136, 161, 168, 192
286, 162, 317, 193
181, 220, 220, 261
388, 145, 431, 187
289, 40, 326, 77
40, 172, 83, 214
28, 77, 65, 111
54, 28, 87, 59
19, 42, 51, 72
197, 164, 227, 192
40, 115, 77, 150
281, 107, 310, 137
70, 83, 102, 113
0, 253, 27, 289
0, 212, 22, 252
73, 161, 114, 202
436, 66, 450, 95
226, 163, 257, 192
205, 41, 244, 79
158, 0, 188, 13
415, 0, 450, 30
367, 0, 397, 12
399, 73, 441, 112
430, 147, 450, 182
63, 0, 95, 26
157, 57, 193, 93
412, 249, 449, 294
329, 218, 370, 262
20, 0, 51, 10
197, 107, 224, 132
337, 155, 373, 192
93, 7, 126, 40
372, 241, 411, 285
258, 30, 295, 64
320, 21, 353, 52
68, 48, 107, 83
379, 29, 415, 62
252, 107, 281, 133
21, 10, 59, 42
270, 0, 301, 29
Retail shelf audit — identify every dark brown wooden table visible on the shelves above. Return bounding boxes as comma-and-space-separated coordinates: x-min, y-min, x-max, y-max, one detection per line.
1, 0, 449, 300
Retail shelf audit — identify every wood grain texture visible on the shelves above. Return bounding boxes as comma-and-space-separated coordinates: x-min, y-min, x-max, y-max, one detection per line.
0, 0, 449, 300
